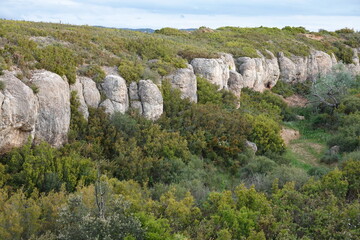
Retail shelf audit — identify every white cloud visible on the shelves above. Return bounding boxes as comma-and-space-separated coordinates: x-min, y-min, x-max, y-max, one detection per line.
0, 0, 359, 31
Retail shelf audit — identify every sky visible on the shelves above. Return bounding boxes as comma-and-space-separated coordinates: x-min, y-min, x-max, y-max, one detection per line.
0, 0, 359, 31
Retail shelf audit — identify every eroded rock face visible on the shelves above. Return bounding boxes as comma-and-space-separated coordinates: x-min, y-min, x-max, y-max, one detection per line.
227, 70, 244, 98
129, 82, 143, 114
81, 77, 101, 108
138, 80, 163, 120
220, 53, 236, 71
191, 58, 229, 90
278, 50, 336, 83
31, 70, 70, 147
0, 72, 38, 153
166, 64, 197, 103
100, 75, 129, 115
236, 51, 280, 92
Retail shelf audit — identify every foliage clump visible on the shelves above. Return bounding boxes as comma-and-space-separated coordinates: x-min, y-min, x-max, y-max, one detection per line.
35, 45, 78, 84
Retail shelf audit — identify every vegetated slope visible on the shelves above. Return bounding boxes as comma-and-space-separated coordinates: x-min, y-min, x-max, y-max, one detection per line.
0, 20, 359, 240
0, 20, 359, 80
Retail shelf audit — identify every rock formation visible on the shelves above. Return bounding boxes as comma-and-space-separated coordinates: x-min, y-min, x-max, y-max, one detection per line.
166, 64, 197, 102
100, 75, 129, 115
129, 82, 143, 114
278, 50, 336, 83
138, 80, 163, 120
71, 76, 101, 119
227, 70, 244, 97
0, 72, 38, 153
191, 58, 229, 90
236, 51, 280, 92
31, 70, 70, 147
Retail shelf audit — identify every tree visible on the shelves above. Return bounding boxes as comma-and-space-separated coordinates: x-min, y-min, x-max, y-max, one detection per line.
310, 64, 354, 110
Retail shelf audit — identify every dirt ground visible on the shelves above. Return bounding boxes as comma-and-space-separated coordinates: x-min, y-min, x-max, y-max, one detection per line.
283, 94, 308, 107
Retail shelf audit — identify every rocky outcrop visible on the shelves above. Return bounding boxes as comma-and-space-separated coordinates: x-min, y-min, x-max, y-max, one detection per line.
166, 64, 197, 102
81, 77, 101, 108
191, 58, 229, 90
220, 53, 236, 71
278, 50, 336, 83
0, 72, 38, 153
129, 82, 143, 114
31, 70, 70, 147
236, 51, 280, 92
227, 70, 244, 98
71, 77, 101, 119
100, 75, 129, 115
138, 80, 163, 120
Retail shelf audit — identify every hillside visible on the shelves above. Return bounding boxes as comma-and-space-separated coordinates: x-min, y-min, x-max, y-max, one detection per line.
0, 20, 360, 240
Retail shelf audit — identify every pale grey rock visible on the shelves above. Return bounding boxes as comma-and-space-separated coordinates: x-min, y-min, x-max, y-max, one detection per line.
278, 50, 336, 83
138, 80, 163, 120
236, 51, 280, 92
307, 50, 334, 79
245, 140, 258, 153
278, 52, 308, 83
191, 58, 229, 90
99, 99, 115, 115
128, 82, 143, 114
31, 70, 70, 147
0, 72, 38, 153
70, 78, 89, 119
227, 70, 244, 98
100, 75, 129, 114
80, 77, 101, 108
220, 53, 236, 70
329, 145, 340, 155
166, 64, 197, 102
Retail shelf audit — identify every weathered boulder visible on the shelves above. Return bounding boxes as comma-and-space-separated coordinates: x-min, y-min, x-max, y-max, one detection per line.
100, 75, 129, 114
191, 58, 229, 90
31, 70, 70, 147
166, 64, 197, 102
236, 51, 280, 92
0, 72, 38, 153
138, 80, 163, 120
307, 50, 334, 79
80, 77, 101, 108
128, 82, 143, 114
220, 53, 236, 71
278, 52, 308, 83
245, 140, 258, 153
227, 70, 244, 98
278, 50, 336, 83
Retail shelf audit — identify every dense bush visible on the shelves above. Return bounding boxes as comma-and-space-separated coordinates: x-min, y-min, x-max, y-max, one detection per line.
77, 64, 106, 83
35, 45, 78, 84
118, 58, 144, 83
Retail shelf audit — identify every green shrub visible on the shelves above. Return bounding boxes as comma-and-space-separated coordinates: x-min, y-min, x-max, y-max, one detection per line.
196, 76, 223, 105
36, 45, 78, 84
271, 80, 294, 97
328, 113, 360, 152
77, 64, 106, 83
338, 95, 360, 114
247, 114, 285, 155
321, 153, 341, 164
155, 27, 188, 36
178, 48, 219, 61
118, 59, 144, 82
334, 42, 354, 64
308, 166, 329, 178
